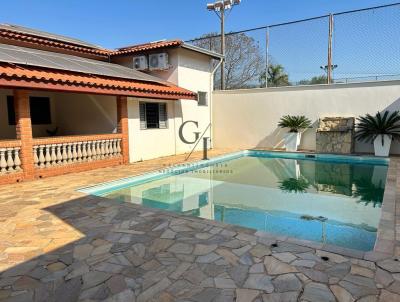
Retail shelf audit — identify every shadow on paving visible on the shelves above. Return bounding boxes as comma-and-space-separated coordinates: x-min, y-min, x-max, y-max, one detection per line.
0, 194, 256, 302
0, 195, 176, 301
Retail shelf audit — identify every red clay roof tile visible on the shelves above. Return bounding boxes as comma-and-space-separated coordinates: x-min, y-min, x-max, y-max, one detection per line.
113, 40, 183, 56
0, 63, 196, 100
0, 28, 111, 58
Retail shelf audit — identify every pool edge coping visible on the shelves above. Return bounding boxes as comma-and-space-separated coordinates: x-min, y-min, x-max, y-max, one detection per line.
373, 157, 398, 258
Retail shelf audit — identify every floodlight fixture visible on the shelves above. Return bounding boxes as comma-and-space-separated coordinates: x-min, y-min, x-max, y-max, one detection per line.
206, 0, 243, 89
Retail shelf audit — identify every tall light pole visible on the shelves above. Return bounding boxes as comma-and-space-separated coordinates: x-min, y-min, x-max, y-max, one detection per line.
207, 0, 242, 90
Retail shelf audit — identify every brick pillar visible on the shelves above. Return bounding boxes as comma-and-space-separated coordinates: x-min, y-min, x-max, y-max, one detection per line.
117, 96, 129, 164
14, 90, 34, 179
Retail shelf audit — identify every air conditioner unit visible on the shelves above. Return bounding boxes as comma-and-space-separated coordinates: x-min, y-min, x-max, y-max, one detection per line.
149, 53, 169, 70
133, 55, 148, 71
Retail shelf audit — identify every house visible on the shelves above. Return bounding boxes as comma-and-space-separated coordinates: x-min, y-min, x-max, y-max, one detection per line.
0, 24, 222, 184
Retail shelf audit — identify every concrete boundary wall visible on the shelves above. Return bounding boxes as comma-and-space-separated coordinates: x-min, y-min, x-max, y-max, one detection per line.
212, 81, 400, 154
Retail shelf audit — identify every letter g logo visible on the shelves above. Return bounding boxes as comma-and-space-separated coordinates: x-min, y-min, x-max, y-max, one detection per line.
179, 120, 200, 144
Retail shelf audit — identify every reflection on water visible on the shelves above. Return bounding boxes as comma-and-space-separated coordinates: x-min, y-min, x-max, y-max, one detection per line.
104, 156, 388, 251
279, 177, 310, 194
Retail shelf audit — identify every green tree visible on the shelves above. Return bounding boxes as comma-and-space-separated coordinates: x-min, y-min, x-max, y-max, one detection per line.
298, 75, 328, 85
193, 33, 265, 89
259, 64, 290, 87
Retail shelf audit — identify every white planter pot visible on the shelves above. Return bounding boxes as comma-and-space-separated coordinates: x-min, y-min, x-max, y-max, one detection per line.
284, 132, 301, 151
373, 134, 392, 157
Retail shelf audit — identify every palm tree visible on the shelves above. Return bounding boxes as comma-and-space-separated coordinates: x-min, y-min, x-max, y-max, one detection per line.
260, 64, 290, 87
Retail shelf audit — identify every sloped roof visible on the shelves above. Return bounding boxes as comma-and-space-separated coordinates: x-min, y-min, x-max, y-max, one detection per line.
0, 43, 168, 84
0, 63, 196, 100
0, 24, 110, 58
0, 24, 223, 60
0, 43, 196, 100
113, 39, 223, 59
114, 40, 183, 55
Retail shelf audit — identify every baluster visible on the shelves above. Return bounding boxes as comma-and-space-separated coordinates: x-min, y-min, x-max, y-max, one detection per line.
92, 141, 98, 160
33, 146, 39, 168
38, 145, 45, 168
72, 143, 78, 163
50, 144, 57, 166
117, 139, 122, 156
110, 139, 116, 157
99, 140, 105, 159
67, 143, 73, 164
0, 148, 7, 173
14, 148, 21, 171
96, 141, 101, 160
81, 142, 87, 162
6, 148, 15, 172
62, 144, 68, 165
76, 142, 83, 162
56, 144, 63, 165
45, 145, 52, 167
87, 142, 93, 161
104, 140, 110, 158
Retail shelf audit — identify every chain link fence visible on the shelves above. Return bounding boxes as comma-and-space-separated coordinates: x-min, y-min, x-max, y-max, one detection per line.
186, 3, 400, 89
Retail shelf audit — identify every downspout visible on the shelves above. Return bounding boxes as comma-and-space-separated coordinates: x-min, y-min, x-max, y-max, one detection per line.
210, 57, 223, 149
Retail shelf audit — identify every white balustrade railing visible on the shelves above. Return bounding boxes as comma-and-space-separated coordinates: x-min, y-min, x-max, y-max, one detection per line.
33, 138, 122, 168
0, 147, 22, 174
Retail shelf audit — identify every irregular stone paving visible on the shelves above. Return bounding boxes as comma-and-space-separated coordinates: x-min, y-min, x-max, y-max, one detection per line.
0, 149, 399, 301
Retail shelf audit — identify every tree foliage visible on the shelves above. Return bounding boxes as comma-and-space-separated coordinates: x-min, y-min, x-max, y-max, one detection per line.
279, 177, 310, 193
355, 111, 400, 144
193, 33, 265, 89
278, 115, 312, 133
298, 75, 328, 85
259, 64, 290, 87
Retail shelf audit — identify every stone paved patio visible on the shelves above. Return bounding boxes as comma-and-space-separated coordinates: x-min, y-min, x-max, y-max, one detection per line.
0, 149, 400, 302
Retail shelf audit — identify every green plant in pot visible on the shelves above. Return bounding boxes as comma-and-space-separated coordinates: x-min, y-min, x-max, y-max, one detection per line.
278, 115, 312, 151
355, 111, 400, 157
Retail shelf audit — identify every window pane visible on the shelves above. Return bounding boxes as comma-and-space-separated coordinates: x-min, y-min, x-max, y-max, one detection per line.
6, 96, 51, 125
7, 96, 16, 125
145, 103, 159, 128
159, 103, 167, 129
139, 102, 147, 129
30, 97, 51, 125
198, 91, 208, 106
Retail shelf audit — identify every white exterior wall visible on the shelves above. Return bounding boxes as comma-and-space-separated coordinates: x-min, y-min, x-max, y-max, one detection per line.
128, 98, 176, 162
122, 48, 214, 162
174, 49, 213, 154
55, 93, 117, 135
212, 81, 400, 155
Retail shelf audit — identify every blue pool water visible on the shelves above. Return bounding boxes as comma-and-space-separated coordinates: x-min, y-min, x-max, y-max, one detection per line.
81, 151, 389, 251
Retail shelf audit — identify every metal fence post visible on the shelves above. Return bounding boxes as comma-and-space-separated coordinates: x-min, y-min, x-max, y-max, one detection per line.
327, 14, 334, 84
265, 26, 270, 88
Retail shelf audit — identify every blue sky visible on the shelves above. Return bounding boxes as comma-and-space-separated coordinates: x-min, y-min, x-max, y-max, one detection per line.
0, 0, 396, 49
0, 0, 398, 83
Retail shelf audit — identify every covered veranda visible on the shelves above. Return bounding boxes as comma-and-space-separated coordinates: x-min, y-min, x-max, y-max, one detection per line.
0, 48, 195, 185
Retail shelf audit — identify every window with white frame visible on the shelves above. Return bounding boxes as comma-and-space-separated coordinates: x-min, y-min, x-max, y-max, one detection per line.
197, 91, 208, 106
139, 102, 167, 129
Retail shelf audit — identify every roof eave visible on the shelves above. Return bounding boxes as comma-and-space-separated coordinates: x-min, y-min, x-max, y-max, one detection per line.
0, 76, 196, 100
181, 43, 224, 60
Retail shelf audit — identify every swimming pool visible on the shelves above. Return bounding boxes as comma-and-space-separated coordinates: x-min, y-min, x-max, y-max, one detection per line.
80, 151, 389, 251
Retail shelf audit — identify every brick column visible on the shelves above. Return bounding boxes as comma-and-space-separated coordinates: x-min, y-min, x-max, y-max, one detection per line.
117, 96, 129, 164
14, 89, 34, 179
